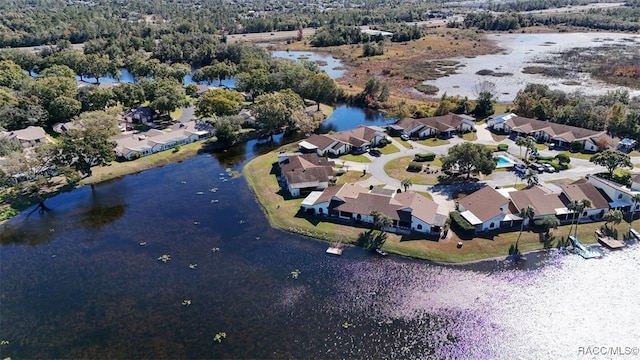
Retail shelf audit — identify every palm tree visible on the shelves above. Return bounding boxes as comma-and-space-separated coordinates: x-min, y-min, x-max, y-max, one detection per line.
400, 178, 413, 192
631, 193, 640, 221
515, 136, 536, 162
603, 209, 623, 228
537, 215, 560, 235
572, 199, 592, 237
516, 205, 536, 246
522, 169, 539, 188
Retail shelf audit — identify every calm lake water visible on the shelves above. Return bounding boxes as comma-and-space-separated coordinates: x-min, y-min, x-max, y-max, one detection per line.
1, 151, 639, 359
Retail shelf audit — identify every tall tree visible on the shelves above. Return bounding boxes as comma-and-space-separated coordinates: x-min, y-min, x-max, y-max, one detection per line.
571, 199, 592, 237
441, 142, 496, 179
516, 205, 535, 248
112, 83, 145, 109
56, 127, 116, 177
302, 72, 339, 111
603, 209, 623, 228
589, 149, 632, 178
400, 178, 413, 192
195, 89, 244, 118
0, 60, 29, 90
252, 90, 304, 139
236, 69, 269, 101
631, 193, 640, 221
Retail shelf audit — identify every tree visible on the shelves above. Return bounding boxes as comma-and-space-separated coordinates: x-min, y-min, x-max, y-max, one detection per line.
603, 209, 623, 228
517, 205, 535, 244
0, 101, 48, 130
370, 209, 393, 232
589, 149, 632, 178
302, 72, 339, 111
473, 80, 497, 118
401, 178, 413, 192
112, 83, 145, 109
515, 136, 536, 162
83, 54, 119, 84
193, 62, 235, 85
144, 79, 187, 115
535, 215, 560, 235
252, 90, 304, 139
40, 64, 76, 79
213, 118, 238, 146
0, 60, 29, 89
2, 142, 58, 195
631, 193, 640, 221
0, 135, 22, 156
195, 89, 244, 118
73, 110, 120, 136
56, 127, 116, 177
236, 69, 269, 102
571, 199, 592, 237
0, 87, 17, 109
360, 78, 389, 106
522, 169, 539, 187
441, 142, 496, 179
76, 86, 116, 111
290, 109, 325, 135
48, 96, 82, 124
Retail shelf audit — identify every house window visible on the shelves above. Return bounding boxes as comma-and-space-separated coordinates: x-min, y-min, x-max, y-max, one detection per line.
583, 211, 587, 217
417, 224, 422, 230
618, 194, 623, 199
318, 208, 323, 214
356, 214, 361, 220
636, 205, 639, 210
490, 222, 495, 229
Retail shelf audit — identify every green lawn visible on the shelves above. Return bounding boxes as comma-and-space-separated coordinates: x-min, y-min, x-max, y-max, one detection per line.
534, 143, 547, 150
383, 156, 441, 186
395, 138, 411, 148
170, 107, 183, 120
339, 154, 371, 163
378, 144, 400, 154
336, 171, 372, 185
462, 132, 477, 141
559, 150, 595, 160
416, 138, 450, 147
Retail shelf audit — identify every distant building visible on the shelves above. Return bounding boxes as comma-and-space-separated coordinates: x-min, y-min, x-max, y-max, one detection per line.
3, 126, 48, 148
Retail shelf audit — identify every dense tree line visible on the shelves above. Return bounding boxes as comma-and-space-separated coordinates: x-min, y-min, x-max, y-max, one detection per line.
463, 12, 533, 31
512, 83, 640, 140
482, 0, 596, 12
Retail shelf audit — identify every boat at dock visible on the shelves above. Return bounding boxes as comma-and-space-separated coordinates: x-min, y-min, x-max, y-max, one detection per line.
595, 230, 625, 250
326, 240, 344, 256
375, 248, 388, 256
569, 235, 603, 259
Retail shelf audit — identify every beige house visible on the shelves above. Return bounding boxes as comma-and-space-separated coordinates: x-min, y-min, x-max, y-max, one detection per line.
278, 154, 335, 197
3, 126, 48, 148
299, 125, 386, 156
301, 183, 446, 235
457, 186, 512, 231
391, 113, 475, 139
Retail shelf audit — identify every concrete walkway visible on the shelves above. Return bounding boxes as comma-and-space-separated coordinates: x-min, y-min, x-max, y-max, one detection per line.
339, 126, 640, 213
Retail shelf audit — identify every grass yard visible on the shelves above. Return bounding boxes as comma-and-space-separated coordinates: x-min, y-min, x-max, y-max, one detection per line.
339, 154, 371, 163
378, 144, 400, 154
416, 138, 450, 147
462, 132, 477, 141
559, 150, 595, 160
336, 171, 372, 185
491, 133, 508, 142
534, 143, 547, 150
383, 156, 442, 186
170, 107, 182, 120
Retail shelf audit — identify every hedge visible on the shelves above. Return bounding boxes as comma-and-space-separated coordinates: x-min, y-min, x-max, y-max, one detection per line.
407, 161, 423, 172
450, 211, 476, 233
497, 144, 508, 151
414, 152, 436, 162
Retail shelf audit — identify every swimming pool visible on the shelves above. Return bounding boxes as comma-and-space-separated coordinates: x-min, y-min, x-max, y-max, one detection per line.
496, 155, 515, 168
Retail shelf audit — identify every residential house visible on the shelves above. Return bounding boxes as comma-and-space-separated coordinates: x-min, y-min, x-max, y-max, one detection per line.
299, 125, 386, 156
278, 154, 335, 197
391, 113, 475, 139
559, 179, 611, 221
113, 120, 212, 160
587, 174, 639, 213
124, 107, 156, 124
3, 126, 48, 148
631, 174, 640, 193
456, 186, 512, 231
300, 183, 447, 234
507, 186, 570, 224
489, 115, 613, 151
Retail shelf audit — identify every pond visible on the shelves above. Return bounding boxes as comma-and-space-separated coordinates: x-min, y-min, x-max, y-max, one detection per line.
1, 152, 638, 359
426, 32, 640, 102
271, 50, 346, 79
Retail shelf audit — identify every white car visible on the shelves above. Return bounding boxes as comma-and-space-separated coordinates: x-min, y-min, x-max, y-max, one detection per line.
543, 164, 556, 173
400, 134, 410, 141
514, 163, 526, 173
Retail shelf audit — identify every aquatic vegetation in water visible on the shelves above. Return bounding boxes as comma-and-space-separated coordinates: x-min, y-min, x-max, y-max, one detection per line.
49, 228, 55, 232
290, 269, 301, 279
211, 200, 219, 203
0, 340, 9, 345
196, 192, 204, 195
139, 242, 147, 246
180, 181, 187, 184
211, 247, 220, 252
189, 264, 197, 269
181, 299, 191, 306
213, 332, 227, 343
342, 322, 354, 329
193, 221, 200, 225
209, 188, 218, 192
157, 254, 171, 263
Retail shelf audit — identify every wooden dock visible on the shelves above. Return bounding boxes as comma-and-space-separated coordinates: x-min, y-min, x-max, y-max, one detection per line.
326, 246, 343, 255
594, 230, 625, 250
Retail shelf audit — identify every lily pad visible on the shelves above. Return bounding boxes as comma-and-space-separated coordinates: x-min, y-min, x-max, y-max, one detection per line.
182, 299, 191, 306
157, 254, 171, 263
193, 221, 200, 225
342, 322, 354, 329
139, 242, 147, 246
196, 192, 204, 195
213, 332, 227, 343
0, 340, 10, 345
290, 269, 300, 279
211, 247, 220, 252
189, 264, 197, 269
211, 199, 219, 203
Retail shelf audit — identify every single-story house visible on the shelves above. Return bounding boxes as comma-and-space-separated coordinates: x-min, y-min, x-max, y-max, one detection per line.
391, 113, 475, 139
456, 186, 512, 232
299, 125, 386, 156
278, 154, 335, 197
124, 107, 156, 124
113, 120, 212, 160
3, 126, 48, 148
632, 174, 640, 193
301, 183, 447, 234
508, 186, 569, 224
489, 115, 614, 151
559, 179, 611, 221
587, 174, 639, 212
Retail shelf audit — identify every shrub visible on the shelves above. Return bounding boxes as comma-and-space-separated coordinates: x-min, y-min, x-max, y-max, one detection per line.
570, 141, 582, 153
414, 152, 436, 162
555, 153, 570, 164
537, 154, 554, 161
407, 161, 423, 172
497, 144, 508, 151
450, 211, 475, 233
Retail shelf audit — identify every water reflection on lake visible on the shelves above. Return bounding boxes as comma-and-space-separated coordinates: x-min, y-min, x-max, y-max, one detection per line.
271, 50, 346, 79
1, 153, 638, 359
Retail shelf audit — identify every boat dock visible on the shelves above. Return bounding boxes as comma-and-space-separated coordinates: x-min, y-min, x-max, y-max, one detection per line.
326, 240, 344, 256
569, 236, 603, 259
595, 230, 625, 250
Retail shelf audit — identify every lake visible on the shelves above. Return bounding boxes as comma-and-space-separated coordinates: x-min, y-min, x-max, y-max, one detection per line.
1, 137, 639, 359
427, 32, 640, 102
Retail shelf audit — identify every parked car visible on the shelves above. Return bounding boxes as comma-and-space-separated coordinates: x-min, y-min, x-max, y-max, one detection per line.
369, 149, 381, 157
514, 163, 527, 173
530, 163, 545, 172
543, 164, 556, 173
400, 134, 410, 141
